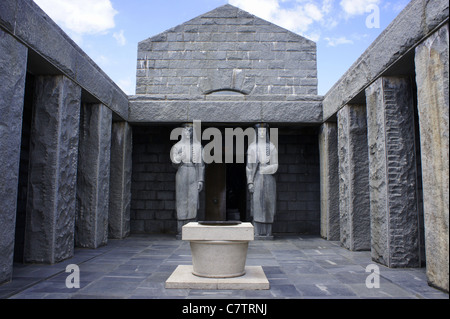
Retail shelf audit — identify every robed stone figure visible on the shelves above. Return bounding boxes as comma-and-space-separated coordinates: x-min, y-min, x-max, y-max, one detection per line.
246, 124, 278, 238
170, 124, 205, 234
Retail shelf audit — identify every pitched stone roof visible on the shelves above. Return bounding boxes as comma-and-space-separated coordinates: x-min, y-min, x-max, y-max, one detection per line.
139, 4, 314, 47
136, 4, 317, 97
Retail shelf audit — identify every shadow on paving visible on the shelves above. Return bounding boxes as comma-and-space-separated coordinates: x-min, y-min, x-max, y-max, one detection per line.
0, 234, 448, 299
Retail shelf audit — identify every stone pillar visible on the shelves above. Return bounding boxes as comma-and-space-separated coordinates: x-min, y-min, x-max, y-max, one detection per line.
415, 24, 449, 292
24, 75, 81, 264
366, 76, 421, 267
319, 122, 340, 241
108, 122, 132, 239
75, 103, 112, 248
337, 104, 370, 251
0, 30, 28, 284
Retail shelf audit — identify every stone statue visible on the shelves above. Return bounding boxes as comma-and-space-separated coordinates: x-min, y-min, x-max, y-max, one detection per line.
246, 123, 278, 238
170, 123, 205, 235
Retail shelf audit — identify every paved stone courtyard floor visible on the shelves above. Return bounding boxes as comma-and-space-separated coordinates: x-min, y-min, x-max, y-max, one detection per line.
0, 235, 448, 299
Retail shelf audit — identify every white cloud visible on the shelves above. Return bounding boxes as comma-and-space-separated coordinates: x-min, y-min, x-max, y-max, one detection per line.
33, 0, 118, 35
321, 0, 334, 15
113, 30, 127, 46
324, 36, 353, 47
227, 0, 388, 42
304, 3, 323, 21
229, 0, 323, 34
339, 0, 380, 16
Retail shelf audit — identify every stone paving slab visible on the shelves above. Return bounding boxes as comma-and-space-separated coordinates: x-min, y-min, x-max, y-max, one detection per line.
0, 235, 448, 299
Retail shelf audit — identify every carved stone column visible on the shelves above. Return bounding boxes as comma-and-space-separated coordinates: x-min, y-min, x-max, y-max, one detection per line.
75, 103, 112, 248
366, 76, 421, 267
414, 24, 449, 292
319, 122, 340, 241
337, 104, 370, 251
108, 121, 132, 239
24, 75, 81, 264
0, 30, 27, 283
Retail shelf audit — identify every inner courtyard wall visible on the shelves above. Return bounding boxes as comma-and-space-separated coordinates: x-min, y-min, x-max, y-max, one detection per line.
130, 126, 320, 235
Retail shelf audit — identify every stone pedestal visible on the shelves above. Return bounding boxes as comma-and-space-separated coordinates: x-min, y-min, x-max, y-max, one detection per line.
319, 122, 340, 241
165, 265, 269, 290
166, 222, 269, 289
337, 104, 370, 251
366, 76, 421, 267
75, 103, 112, 248
24, 75, 81, 264
108, 122, 132, 239
415, 24, 449, 292
183, 222, 253, 278
0, 31, 27, 284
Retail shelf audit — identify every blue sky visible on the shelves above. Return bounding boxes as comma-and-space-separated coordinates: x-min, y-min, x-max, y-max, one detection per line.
33, 0, 410, 96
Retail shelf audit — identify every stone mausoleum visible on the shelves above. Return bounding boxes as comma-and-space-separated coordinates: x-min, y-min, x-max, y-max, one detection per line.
0, 0, 448, 293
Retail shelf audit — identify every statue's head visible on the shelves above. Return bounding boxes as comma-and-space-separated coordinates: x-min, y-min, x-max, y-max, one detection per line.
181, 123, 194, 140
255, 123, 269, 141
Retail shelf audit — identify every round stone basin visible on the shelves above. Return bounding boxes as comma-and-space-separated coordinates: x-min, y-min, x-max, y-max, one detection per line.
182, 222, 254, 278
190, 240, 248, 278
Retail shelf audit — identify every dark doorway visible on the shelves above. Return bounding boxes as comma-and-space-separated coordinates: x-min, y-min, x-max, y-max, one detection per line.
205, 163, 226, 221
203, 126, 248, 222
204, 163, 247, 222
14, 73, 34, 263
226, 163, 247, 221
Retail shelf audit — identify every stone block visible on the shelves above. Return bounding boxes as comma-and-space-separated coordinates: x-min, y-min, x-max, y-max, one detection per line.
130, 219, 144, 233
156, 191, 174, 201
75, 103, 112, 248
109, 122, 132, 239
319, 122, 340, 241
154, 210, 173, 220
0, 30, 27, 284
24, 75, 81, 264
165, 265, 269, 290
366, 76, 421, 267
129, 100, 188, 123
144, 220, 165, 233
188, 101, 261, 122
262, 100, 322, 123
337, 104, 370, 251
136, 211, 154, 220
182, 222, 254, 241
415, 24, 449, 292
0, 0, 16, 32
